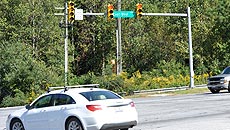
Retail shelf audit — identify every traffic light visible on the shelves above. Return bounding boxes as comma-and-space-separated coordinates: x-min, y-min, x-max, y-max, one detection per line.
68, 1, 75, 23
136, 3, 143, 18
107, 4, 114, 20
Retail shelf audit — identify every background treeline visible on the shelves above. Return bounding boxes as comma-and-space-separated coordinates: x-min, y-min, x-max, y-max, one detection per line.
0, 0, 229, 107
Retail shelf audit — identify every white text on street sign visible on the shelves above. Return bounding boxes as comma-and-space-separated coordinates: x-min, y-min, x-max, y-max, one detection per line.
114, 11, 135, 18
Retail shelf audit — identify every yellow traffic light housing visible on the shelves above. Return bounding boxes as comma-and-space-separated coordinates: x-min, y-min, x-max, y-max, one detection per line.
136, 3, 143, 18
68, 1, 75, 23
107, 4, 114, 20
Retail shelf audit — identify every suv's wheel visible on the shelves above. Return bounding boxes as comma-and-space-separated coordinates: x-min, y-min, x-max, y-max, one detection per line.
10, 119, 25, 130
209, 88, 220, 94
66, 117, 83, 130
228, 82, 230, 92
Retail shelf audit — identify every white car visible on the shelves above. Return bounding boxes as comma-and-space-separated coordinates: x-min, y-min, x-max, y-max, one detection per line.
6, 84, 138, 130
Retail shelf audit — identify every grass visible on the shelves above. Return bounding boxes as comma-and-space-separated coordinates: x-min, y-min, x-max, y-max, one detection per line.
171, 87, 209, 95
126, 87, 210, 98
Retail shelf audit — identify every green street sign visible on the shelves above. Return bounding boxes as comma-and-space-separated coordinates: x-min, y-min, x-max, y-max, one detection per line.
114, 11, 135, 18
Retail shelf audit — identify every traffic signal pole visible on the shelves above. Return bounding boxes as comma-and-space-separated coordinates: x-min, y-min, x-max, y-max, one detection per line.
142, 7, 194, 88
187, 7, 194, 88
55, 4, 194, 88
64, 1, 68, 87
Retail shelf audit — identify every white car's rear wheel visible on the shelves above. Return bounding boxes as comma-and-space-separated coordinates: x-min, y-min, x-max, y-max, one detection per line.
10, 119, 25, 130
66, 117, 83, 130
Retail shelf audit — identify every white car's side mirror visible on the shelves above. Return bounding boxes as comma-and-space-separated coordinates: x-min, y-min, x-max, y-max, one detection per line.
25, 104, 31, 110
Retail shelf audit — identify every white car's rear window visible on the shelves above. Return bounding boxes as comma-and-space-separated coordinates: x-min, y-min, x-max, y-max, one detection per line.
80, 91, 121, 101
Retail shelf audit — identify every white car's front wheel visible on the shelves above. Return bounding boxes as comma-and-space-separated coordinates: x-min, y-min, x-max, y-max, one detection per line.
10, 119, 25, 130
66, 117, 83, 130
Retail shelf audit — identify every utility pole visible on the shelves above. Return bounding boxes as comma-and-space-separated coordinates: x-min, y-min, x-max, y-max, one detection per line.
117, 0, 122, 75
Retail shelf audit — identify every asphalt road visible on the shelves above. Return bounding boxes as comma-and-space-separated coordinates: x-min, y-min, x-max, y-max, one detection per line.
1, 91, 230, 130
130, 91, 230, 130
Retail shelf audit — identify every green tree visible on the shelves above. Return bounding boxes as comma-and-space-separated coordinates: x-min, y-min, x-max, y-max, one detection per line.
0, 0, 64, 104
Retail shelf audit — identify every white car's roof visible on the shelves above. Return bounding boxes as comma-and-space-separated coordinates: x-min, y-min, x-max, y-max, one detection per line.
30, 87, 113, 105
48, 87, 109, 95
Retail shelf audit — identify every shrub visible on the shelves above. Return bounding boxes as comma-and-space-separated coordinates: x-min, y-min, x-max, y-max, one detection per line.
1, 89, 28, 107
0, 62, 210, 107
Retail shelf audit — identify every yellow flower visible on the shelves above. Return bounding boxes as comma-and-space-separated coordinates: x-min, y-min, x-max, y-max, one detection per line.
120, 72, 128, 79
169, 75, 175, 81
143, 80, 150, 86
133, 70, 142, 78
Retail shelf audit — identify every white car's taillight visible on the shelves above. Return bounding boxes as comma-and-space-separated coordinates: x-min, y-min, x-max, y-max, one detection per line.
86, 105, 102, 112
130, 101, 135, 107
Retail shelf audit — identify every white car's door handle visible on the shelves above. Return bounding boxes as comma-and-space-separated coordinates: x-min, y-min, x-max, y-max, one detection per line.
40, 109, 46, 112
61, 107, 67, 110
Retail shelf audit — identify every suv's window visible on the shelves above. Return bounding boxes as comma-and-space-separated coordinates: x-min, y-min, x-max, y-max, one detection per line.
80, 91, 121, 101
32, 95, 52, 108
222, 67, 230, 74
53, 94, 76, 106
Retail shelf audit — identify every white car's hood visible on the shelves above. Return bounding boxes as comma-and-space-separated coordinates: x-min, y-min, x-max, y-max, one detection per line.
10, 107, 27, 117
